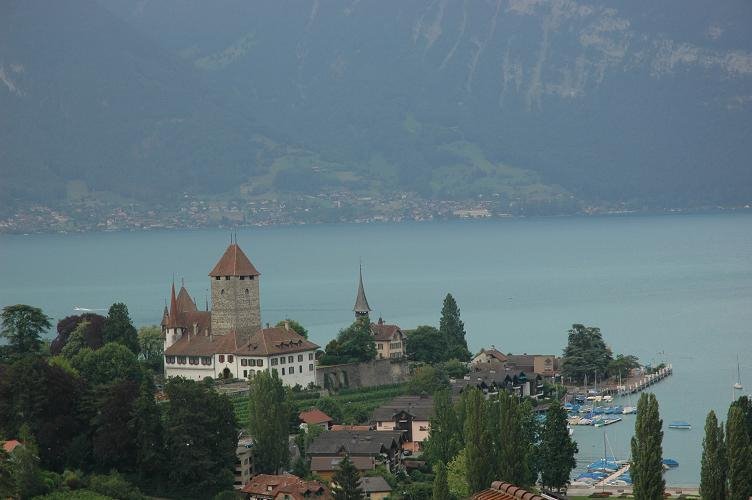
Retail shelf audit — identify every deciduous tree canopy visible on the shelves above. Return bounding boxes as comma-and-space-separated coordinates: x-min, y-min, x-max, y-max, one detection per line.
561, 324, 613, 384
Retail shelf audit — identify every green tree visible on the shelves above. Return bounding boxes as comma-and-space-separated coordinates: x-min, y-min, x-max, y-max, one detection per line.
607, 354, 640, 378
13, 424, 48, 498
164, 378, 238, 496
321, 317, 376, 365
446, 449, 469, 499
0, 356, 85, 471
700, 410, 726, 500
561, 324, 613, 384
90, 379, 140, 471
332, 455, 364, 500
1, 304, 51, 359
463, 388, 491, 494
130, 376, 164, 485
88, 472, 145, 500
439, 294, 470, 362
275, 319, 308, 338
409, 365, 449, 396
539, 400, 576, 492
726, 405, 752, 500
405, 326, 446, 363
631, 393, 664, 500
137, 325, 164, 372
102, 303, 139, 354
314, 398, 344, 423
0, 448, 14, 499
441, 359, 469, 379
71, 343, 141, 387
432, 462, 450, 500
248, 370, 291, 474
423, 389, 461, 466
496, 393, 532, 488
518, 400, 541, 488
730, 395, 752, 437
61, 320, 90, 359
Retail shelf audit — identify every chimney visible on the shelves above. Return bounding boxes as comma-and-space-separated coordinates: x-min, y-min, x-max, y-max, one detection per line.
209, 332, 214, 342
193, 322, 198, 336
266, 322, 270, 329
284, 320, 290, 331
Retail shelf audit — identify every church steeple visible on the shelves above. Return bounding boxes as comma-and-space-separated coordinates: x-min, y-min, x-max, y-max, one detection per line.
353, 263, 371, 318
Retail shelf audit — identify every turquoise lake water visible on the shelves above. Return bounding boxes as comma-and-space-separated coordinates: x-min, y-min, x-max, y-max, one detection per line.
1, 213, 751, 485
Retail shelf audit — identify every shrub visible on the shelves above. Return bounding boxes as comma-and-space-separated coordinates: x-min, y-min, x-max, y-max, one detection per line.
87, 472, 144, 500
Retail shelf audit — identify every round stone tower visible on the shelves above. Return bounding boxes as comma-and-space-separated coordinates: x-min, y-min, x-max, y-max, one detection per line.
209, 242, 261, 338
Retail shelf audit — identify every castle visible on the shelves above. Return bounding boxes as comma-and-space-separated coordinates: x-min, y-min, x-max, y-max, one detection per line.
161, 241, 319, 386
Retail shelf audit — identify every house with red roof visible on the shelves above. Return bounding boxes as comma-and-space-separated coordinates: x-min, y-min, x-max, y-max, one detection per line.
299, 409, 333, 430
241, 473, 331, 500
2, 440, 22, 454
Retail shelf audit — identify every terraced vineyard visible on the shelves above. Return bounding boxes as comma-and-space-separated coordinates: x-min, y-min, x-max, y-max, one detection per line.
231, 383, 409, 430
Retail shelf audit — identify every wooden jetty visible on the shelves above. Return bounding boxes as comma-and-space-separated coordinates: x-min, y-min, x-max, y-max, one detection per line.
596, 464, 630, 487
617, 364, 673, 396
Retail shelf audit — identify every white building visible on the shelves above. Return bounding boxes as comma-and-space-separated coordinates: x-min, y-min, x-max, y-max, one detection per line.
161, 242, 319, 387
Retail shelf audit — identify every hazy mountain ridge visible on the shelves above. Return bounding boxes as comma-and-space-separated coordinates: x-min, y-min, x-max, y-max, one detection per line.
2, 0, 751, 215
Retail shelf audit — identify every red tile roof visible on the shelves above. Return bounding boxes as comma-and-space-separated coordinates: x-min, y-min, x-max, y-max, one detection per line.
241, 473, 331, 500
472, 482, 544, 500
299, 409, 332, 425
209, 243, 260, 277
176, 286, 198, 313
371, 322, 403, 342
2, 440, 22, 453
165, 328, 319, 357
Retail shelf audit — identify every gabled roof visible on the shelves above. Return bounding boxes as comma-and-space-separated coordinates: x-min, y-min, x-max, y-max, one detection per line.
371, 395, 434, 422
209, 243, 260, 277
299, 409, 333, 425
353, 265, 371, 314
310, 455, 375, 472
2, 440, 22, 453
241, 473, 331, 500
358, 476, 392, 493
165, 328, 319, 357
472, 481, 544, 500
371, 321, 403, 342
475, 348, 508, 363
307, 430, 404, 457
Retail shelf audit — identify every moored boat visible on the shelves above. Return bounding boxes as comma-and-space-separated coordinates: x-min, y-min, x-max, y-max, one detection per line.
668, 421, 691, 430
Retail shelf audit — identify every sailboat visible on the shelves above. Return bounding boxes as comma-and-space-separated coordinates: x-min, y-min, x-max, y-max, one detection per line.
733, 355, 743, 390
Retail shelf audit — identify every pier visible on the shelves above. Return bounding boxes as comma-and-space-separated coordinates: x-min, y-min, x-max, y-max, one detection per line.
595, 464, 630, 487
616, 364, 673, 396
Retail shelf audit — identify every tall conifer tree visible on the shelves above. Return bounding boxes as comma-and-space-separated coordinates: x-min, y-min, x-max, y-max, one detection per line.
700, 410, 726, 500
497, 393, 530, 488
424, 389, 461, 465
439, 294, 471, 361
463, 388, 491, 493
102, 303, 139, 354
631, 393, 664, 500
432, 462, 450, 500
332, 455, 364, 500
726, 405, 752, 500
539, 400, 576, 492
248, 370, 291, 474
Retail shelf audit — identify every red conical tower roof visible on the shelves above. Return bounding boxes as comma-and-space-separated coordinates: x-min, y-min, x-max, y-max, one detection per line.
209, 243, 260, 277
167, 282, 180, 328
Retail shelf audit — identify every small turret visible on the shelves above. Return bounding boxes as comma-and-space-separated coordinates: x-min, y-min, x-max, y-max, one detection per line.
353, 263, 371, 318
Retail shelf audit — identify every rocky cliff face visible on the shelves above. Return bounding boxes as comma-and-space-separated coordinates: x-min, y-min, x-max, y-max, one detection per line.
3, 0, 751, 208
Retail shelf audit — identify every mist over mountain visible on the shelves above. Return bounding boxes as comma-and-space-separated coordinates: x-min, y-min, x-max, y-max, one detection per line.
2, 0, 751, 214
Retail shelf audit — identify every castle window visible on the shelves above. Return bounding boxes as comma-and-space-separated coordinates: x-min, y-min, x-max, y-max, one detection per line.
288, 356, 293, 363
280, 357, 286, 365
245, 289, 249, 294
166, 356, 175, 364
298, 354, 303, 362
228, 355, 234, 363
189, 356, 199, 365
257, 359, 263, 367
225, 276, 230, 280
309, 364, 314, 371
281, 368, 285, 375
241, 359, 247, 366
289, 366, 294, 374
220, 289, 225, 295
240, 276, 245, 280
309, 353, 314, 361
378, 343, 383, 350
271, 358, 278, 366
215, 276, 220, 280
177, 356, 186, 365
219, 355, 225, 363
250, 276, 255, 280
243, 370, 247, 378
201, 357, 212, 365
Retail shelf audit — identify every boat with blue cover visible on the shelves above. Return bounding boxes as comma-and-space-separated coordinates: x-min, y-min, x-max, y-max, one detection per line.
668, 421, 691, 430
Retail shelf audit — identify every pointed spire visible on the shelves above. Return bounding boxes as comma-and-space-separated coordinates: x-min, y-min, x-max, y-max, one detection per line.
167, 281, 179, 328
353, 262, 371, 317
209, 243, 261, 277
